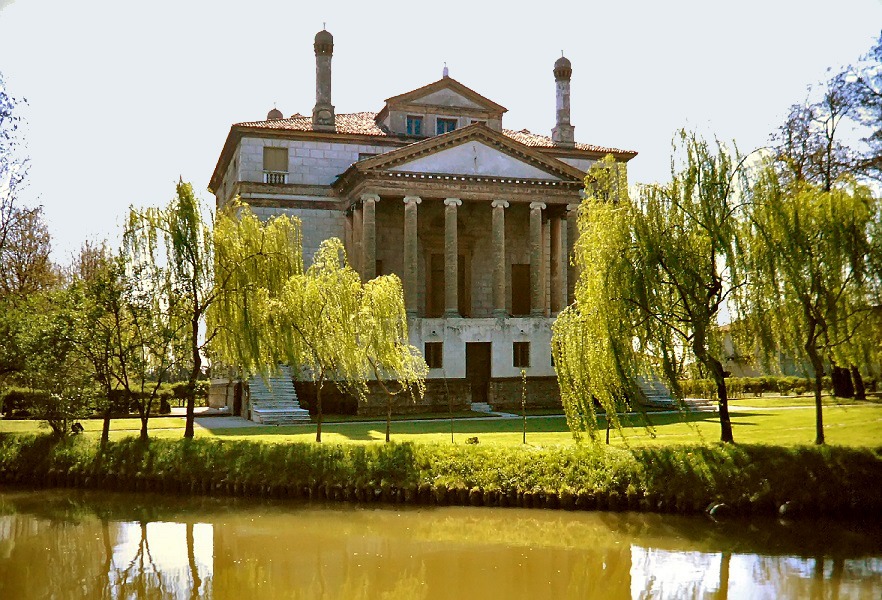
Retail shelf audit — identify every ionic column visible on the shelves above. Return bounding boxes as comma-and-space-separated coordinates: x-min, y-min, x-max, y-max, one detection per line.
361, 193, 379, 280
566, 203, 580, 304
491, 199, 509, 317
443, 198, 462, 318
550, 211, 565, 314
403, 195, 421, 317
352, 203, 363, 276
529, 202, 546, 316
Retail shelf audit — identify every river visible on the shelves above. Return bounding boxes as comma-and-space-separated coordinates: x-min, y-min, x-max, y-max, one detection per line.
0, 488, 880, 599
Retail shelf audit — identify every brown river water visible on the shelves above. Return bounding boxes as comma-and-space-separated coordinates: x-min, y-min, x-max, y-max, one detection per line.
0, 488, 880, 599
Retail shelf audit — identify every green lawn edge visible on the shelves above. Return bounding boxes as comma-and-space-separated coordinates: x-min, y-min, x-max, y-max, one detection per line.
1, 434, 880, 517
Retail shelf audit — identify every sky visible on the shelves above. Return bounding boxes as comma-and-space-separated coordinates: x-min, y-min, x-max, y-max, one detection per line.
0, 0, 880, 262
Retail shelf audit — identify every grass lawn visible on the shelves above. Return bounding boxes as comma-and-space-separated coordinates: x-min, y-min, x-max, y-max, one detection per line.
726, 395, 866, 409
2, 404, 880, 447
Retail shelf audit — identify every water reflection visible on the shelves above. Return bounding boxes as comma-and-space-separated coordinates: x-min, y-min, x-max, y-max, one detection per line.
0, 489, 880, 599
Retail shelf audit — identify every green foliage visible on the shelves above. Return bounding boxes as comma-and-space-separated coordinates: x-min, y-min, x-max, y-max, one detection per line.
741, 167, 881, 444
211, 224, 426, 443
1, 434, 880, 516
555, 133, 747, 443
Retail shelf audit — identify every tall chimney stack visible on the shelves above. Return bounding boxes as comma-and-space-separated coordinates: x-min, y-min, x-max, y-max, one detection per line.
551, 54, 574, 147
312, 28, 336, 131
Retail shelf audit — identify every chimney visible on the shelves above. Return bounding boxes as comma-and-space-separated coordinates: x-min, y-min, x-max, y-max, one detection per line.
551, 54, 575, 147
312, 28, 336, 131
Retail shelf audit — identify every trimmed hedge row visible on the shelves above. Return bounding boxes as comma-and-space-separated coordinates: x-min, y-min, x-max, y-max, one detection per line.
1, 434, 880, 517
680, 376, 838, 398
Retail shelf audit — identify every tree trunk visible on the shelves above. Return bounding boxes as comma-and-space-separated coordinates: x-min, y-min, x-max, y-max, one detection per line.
386, 396, 392, 443
605, 417, 610, 445
315, 382, 323, 443
850, 366, 866, 400
101, 406, 111, 445
830, 363, 854, 398
184, 317, 201, 439
806, 345, 825, 445
694, 337, 734, 443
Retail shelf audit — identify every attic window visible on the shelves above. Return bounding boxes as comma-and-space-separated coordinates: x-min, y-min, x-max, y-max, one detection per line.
437, 118, 457, 134
406, 116, 423, 136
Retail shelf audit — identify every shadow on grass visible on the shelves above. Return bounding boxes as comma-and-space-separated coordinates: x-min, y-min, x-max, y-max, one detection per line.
202, 411, 748, 442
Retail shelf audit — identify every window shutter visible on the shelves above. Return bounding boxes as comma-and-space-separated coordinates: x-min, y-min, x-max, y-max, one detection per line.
263, 147, 288, 172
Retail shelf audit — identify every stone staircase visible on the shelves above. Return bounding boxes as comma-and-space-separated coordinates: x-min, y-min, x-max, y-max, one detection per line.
637, 376, 676, 408
247, 366, 312, 425
636, 376, 717, 412
470, 402, 494, 414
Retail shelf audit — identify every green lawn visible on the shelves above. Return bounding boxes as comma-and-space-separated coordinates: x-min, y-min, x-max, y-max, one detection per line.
2, 404, 880, 447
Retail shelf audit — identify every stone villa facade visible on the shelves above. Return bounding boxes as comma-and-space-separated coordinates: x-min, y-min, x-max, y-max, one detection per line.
208, 29, 636, 418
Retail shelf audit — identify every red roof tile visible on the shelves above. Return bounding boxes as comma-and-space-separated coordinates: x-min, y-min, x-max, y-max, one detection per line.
234, 112, 636, 155
235, 112, 390, 136
503, 128, 635, 155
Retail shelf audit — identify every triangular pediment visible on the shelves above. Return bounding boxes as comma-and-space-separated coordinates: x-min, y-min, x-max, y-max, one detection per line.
390, 141, 561, 179
384, 77, 507, 114
352, 124, 585, 182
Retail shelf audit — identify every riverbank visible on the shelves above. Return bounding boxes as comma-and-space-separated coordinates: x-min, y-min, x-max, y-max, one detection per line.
1, 434, 880, 517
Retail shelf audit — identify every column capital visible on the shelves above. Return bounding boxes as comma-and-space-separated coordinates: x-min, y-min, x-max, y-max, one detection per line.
566, 203, 581, 213
444, 197, 462, 207
529, 202, 547, 211
491, 199, 510, 209
403, 195, 422, 205
361, 193, 380, 203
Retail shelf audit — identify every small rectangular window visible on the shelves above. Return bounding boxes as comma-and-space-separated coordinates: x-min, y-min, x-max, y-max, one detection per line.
425, 342, 443, 369
437, 118, 457, 135
406, 116, 423, 136
375, 260, 383, 277
513, 342, 530, 368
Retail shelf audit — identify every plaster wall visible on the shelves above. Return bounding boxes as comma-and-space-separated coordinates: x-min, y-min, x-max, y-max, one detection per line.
390, 142, 561, 179
410, 317, 556, 380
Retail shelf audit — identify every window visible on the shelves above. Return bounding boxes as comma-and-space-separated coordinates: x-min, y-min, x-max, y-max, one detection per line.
425, 342, 443, 369
263, 147, 288, 184
436, 118, 457, 135
375, 260, 383, 277
406, 116, 423, 136
513, 342, 530, 368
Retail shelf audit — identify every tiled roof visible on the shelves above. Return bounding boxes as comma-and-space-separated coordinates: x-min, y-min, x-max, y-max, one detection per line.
235, 112, 390, 136
234, 112, 635, 155
503, 128, 635, 155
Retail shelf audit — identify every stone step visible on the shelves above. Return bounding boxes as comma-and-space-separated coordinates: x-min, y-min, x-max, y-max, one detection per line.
471, 402, 494, 413
247, 366, 311, 426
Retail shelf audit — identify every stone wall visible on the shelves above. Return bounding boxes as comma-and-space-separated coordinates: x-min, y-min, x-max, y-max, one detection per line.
488, 377, 562, 412
237, 137, 394, 187
247, 205, 345, 266
294, 379, 472, 417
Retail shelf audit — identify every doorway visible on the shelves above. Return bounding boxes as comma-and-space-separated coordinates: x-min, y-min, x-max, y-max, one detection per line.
466, 342, 491, 404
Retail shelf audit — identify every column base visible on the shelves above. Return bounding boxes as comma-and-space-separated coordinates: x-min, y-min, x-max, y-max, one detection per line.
492, 309, 508, 318
443, 310, 461, 319
530, 310, 546, 317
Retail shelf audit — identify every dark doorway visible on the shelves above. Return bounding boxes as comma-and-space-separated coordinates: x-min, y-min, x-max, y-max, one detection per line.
233, 382, 243, 417
466, 342, 492, 404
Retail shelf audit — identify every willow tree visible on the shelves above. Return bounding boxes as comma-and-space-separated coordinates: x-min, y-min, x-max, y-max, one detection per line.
359, 274, 427, 442
208, 200, 304, 381
126, 180, 215, 438
743, 169, 879, 444
554, 133, 747, 444
552, 157, 638, 442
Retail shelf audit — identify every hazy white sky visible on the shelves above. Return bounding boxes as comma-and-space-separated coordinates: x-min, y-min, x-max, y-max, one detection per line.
1, 0, 880, 261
